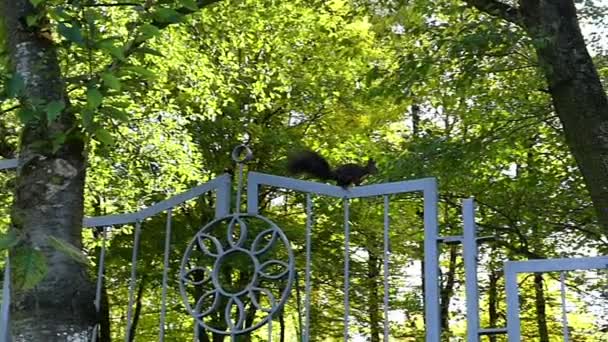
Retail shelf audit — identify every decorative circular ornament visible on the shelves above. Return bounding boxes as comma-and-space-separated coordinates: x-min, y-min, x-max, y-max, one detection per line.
179, 214, 295, 335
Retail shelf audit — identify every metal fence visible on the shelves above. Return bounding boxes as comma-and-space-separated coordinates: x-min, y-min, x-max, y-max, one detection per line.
1, 153, 607, 341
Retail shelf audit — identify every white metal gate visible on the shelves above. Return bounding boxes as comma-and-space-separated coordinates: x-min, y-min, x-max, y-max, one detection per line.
1, 149, 607, 341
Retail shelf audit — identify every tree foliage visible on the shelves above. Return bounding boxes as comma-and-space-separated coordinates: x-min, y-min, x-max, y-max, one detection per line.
1, 0, 607, 340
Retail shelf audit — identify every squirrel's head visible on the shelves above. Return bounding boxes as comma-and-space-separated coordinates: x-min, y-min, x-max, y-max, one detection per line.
366, 159, 378, 174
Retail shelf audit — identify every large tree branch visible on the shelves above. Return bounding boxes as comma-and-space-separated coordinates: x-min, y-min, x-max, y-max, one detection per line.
462, 0, 523, 27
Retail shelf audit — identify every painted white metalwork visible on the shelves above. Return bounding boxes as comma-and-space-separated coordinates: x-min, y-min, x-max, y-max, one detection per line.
91, 227, 108, 342
125, 220, 143, 342
505, 256, 608, 342
246, 171, 440, 342
304, 194, 313, 341
83, 175, 232, 228
0, 159, 17, 170
462, 198, 480, 342
0, 160, 15, 342
0, 255, 10, 342
1, 151, 606, 342
422, 180, 440, 342
382, 195, 390, 342
83, 175, 232, 342
178, 214, 295, 336
159, 209, 173, 341
560, 271, 570, 342
178, 146, 294, 338
343, 198, 351, 341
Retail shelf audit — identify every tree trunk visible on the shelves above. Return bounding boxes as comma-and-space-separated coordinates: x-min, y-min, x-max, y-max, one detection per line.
367, 253, 381, 342
465, 0, 608, 230
521, 0, 608, 230
279, 312, 285, 342
533, 273, 549, 342
127, 279, 146, 342
439, 245, 457, 334
95, 279, 112, 342
487, 270, 500, 342
1, 0, 96, 341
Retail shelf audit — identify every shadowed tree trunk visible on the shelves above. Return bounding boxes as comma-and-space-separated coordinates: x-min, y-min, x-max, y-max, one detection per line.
127, 278, 147, 342
487, 270, 500, 342
533, 273, 549, 342
439, 245, 458, 334
1, 0, 96, 340
99, 281, 112, 342
367, 252, 381, 342
279, 311, 285, 342
465, 0, 608, 230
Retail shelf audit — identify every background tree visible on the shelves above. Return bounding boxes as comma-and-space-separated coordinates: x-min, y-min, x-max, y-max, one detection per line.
1, 0, 606, 341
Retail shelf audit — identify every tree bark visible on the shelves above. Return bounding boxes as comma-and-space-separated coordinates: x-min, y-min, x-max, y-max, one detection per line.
487, 270, 500, 342
1, 0, 96, 341
279, 311, 285, 342
127, 279, 146, 342
367, 253, 381, 342
99, 281, 112, 342
464, 0, 608, 230
521, 0, 608, 231
533, 273, 549, 342
439, 245, 458, 334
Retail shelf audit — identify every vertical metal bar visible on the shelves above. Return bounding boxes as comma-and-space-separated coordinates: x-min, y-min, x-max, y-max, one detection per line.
215, 177, 231, 218
423, 179, 440, 342
304, 194, 313, 342
382, 196, 390, 342
343, 198, 350, 341
505, 263, 520, 342
1, 254, 11, 342
268, 317, 273, 342
92, 227, 108, 342
193, 320, 199, 342
560, 272, 570, 342
295, 272, 303, 342
463, 198, 479, 342
246, 175, 259, 215
235, 163, 244, 214
159, 209, 173, 341
125, 220, 143, 342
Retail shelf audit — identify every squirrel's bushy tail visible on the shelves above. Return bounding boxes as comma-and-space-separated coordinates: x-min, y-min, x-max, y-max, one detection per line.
287, 150, 336, 181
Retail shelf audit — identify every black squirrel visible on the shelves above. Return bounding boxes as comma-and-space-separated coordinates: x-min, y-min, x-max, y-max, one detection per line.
287, 150, 378, 188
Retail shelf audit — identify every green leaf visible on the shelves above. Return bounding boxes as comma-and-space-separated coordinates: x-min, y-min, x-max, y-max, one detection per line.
57, 22, 85, 47
82, 109, 94, 128
86, 86, 103, 110
106, 107, 129, 122
26, 15, 39, 27
12, 246, 47, 291
47, 236, 89, 266
0, 230, 19, 251
29, 0, 46, 7
49, 6, 73, 21
98, 40, 125, 60
137, 24, 160, 42
152, 8, 182, 24
94, 128, 115, 145
179, 0, 199, 11
101, 72, 122, 91
45, 100, 65, 123
17, 107, 37, 124
122, 66, 157, 80
7, 74, 25, 98
133, 47, 164, 57
51, 132, 66, 153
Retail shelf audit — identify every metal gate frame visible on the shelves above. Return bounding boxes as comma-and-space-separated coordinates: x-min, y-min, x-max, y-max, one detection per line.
505, 256, 608, 342
2, 156, 608, 341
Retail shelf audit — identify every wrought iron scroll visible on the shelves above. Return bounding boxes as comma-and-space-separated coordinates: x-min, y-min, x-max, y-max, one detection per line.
179, 145, 295, 338
179, 214, 295, 336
